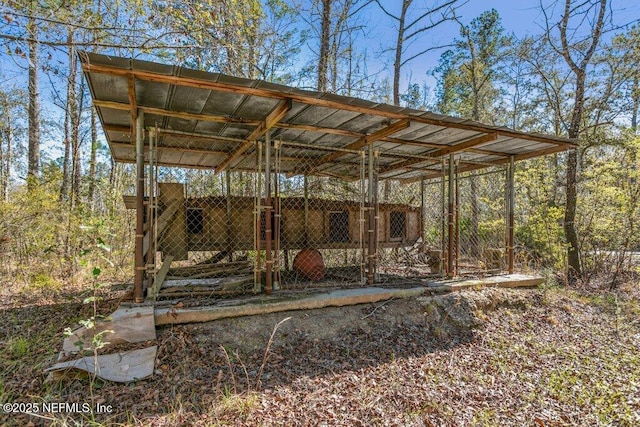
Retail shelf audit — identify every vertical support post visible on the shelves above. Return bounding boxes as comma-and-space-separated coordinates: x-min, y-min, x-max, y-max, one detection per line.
303, 175, 309, 246
455, 160, 460, 275
367, 144, 375, 285
447, 153, 455, 278
146, 128, 155, 286
273, 141, 281, 290
225, 171, 233, 262
420, 177, 425, 251
440, 159, 446, 275
508, 155, 515, 273
265, 132, 273, 295
254, 141, 263, 293
360, 151, 366, 284
134, 110, 145, 302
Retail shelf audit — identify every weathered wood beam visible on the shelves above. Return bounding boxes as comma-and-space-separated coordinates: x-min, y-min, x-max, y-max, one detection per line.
377, 132, 497, 175
293, 119, 410, 176
428, 132, 498, 158
400, 143, 566, 183
83, 62, 576, 148
215, 99, 292, 175
94, 100, 260, 126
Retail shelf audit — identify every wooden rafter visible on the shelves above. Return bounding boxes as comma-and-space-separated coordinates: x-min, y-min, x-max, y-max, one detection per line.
292, 119, 410, 176
401, 143, 567, 183
127, 74, 137, 129
215, 99, 292, 174
377, 132, 497, 175
82, 61, 576, 148
94, 100, 260, 126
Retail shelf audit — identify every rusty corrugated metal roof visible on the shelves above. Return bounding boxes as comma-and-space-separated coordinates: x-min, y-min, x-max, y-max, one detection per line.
80, 51, 576, 181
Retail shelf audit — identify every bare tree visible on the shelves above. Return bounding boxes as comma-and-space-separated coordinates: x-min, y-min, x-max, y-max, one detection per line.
26, 11, 40, 189
541, 0, 607, 281
374, 0, 459, 106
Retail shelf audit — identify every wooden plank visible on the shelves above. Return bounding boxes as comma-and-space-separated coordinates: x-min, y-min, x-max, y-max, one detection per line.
148, 255, 173, 301
47, 346, 157, 383
162, 275, 252, 289
215, 99, 292, 174
296, 119, 410, 176
143, 199, 179, 256
158, 183, 187, 261
62, 306, 156, 356
425, 274, 544, 293
154, 287, 426, 325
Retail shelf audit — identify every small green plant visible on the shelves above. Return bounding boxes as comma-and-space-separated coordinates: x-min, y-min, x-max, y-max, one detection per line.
8, 336, 30, 358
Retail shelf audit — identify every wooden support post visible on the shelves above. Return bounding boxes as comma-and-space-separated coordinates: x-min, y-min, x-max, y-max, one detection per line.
508, 155, 515, 274
265, 132, 273, 295
367, 144, 375, 285
447, 153, 455, 278
134, 111, 145, 302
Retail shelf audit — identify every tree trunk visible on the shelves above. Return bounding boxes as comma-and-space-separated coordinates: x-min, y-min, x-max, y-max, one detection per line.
393, 0, 409, 106
0, 125, 10, 201
68, 31, 81, 206
88, 107, 98, 209
631, 74, 639, 132
27, 14, 40, 189
317, 0, 331, 92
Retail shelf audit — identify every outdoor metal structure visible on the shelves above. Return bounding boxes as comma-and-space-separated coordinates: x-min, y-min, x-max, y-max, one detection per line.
80, 52, 576, 302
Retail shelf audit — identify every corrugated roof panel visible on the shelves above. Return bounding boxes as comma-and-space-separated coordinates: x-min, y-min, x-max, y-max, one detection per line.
91, 73, 129, 104
168, 85, 211, 114
80, 51, 576, 176
136, 80, 170, 109
99, 107, 130, 127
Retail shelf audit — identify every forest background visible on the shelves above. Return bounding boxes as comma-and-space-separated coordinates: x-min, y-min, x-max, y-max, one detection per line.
0, 0, 639, 290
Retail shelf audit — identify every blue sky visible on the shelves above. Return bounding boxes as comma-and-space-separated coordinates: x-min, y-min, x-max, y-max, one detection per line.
369, 0, 640, 92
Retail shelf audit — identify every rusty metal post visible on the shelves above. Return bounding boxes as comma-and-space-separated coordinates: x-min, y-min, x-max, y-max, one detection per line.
420, 176, 426, 251
441, 159, 446, 275
134, 110, 145, 302
146, 128, 156, 290
303, 175, 309, 246
273, 141, 281, 290
265, 132, 273, 295
367, 144, 375, 285
455, 160, 460, 275
253, 141, 263, 293
508, 155, 515, 273
447, 153, 455, 278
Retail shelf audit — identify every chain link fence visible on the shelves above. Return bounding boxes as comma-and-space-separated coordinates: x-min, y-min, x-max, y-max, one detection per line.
138, 143, 515, 300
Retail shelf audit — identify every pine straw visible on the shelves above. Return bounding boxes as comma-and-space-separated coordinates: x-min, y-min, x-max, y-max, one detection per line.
1, 280, 639, 426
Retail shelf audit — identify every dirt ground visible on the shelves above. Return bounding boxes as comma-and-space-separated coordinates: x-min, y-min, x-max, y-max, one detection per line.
1, 278, 639, 426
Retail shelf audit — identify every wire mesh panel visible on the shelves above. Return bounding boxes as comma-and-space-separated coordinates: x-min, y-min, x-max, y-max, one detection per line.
374, 177, 442, 283
456, 168, 507, 274
140, 142, 511, 301
273, 142, 367, 288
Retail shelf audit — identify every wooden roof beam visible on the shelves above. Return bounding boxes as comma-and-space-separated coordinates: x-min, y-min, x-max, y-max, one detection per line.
215, 99, 292, 174
429, 132, 498, 157
294, 118, 410, 176
401, 143, 568, 183
377, 132, 497, 175
94, 100, 260, 126
127, 74, 137, 130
